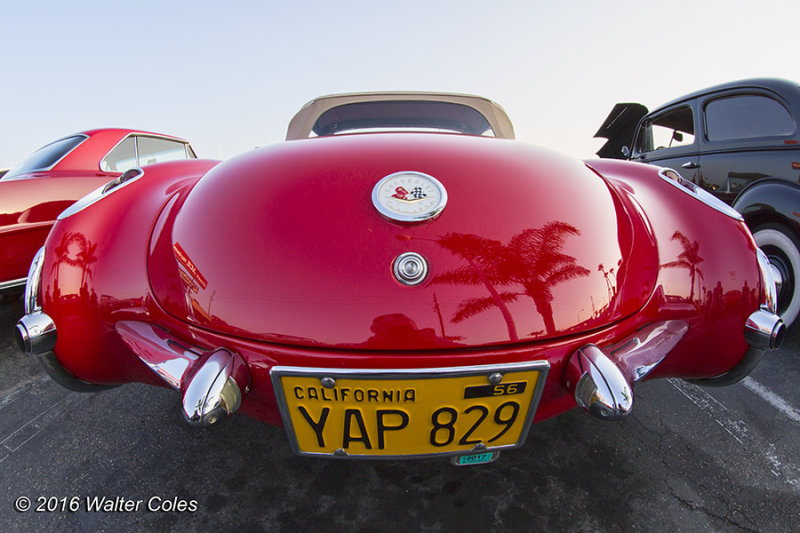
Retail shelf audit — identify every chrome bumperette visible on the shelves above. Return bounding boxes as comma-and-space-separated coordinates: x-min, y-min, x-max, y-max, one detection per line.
16, 247, 57, 356
181, 349, 250, 427
743, 248, 785, 351
745, 308, 785, 351
564, 320, 688, 420
15, 311, 57, 355
115, 321, 252, 427
568, 345, 633, 420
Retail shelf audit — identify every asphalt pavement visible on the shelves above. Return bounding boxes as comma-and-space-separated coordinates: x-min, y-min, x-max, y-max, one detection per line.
1, 295, 799, 532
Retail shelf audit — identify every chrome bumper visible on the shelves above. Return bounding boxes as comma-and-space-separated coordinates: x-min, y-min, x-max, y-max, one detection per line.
564, 320, 688, 420
15, 311, 57, 355
116, 321, 251, 427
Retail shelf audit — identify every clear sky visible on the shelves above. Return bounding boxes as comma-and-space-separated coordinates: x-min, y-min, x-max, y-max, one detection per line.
1, 0, 797, 166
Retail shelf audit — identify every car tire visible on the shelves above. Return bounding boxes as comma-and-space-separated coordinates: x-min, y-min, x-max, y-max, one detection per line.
753, 223, 800, 328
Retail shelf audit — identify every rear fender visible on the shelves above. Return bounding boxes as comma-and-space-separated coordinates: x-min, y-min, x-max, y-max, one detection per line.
733, 178, 800, 236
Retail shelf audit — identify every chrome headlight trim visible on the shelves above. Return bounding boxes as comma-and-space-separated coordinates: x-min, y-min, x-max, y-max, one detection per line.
658, 168, 743, 221
58, 167, 144, 220
24, 247, 45, 314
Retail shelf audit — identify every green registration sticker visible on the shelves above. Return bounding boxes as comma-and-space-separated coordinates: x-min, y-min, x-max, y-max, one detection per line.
452, 451, 499, 466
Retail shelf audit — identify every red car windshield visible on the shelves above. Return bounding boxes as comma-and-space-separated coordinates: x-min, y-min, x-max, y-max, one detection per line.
4, 135, 87, 179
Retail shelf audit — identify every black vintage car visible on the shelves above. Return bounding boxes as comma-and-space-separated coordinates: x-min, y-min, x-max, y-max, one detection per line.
596, 78, 800, 328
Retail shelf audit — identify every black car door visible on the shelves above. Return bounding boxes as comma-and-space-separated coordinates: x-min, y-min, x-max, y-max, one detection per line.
698, 91, 798, 205
631, 103, 700, 183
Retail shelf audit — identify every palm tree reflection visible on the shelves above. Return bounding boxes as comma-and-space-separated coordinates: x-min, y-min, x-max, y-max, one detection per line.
433, 221, 589, 337
663, 231, 704, 302
50, 231, 98, 299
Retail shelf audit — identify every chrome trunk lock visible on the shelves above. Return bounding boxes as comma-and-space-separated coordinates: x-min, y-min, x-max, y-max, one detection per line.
393, 252, 428, 286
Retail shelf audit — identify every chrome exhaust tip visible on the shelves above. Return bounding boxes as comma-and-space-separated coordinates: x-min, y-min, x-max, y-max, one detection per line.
15, 312, 57, 355
745, 308, 785, 351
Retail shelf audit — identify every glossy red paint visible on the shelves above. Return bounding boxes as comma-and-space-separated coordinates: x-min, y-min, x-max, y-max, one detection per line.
149, 134, 658, 348
0, 128, 193, 287
35, 133, 764, 431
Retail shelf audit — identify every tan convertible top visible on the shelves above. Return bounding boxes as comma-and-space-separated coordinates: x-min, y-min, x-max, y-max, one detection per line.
286, 92, 515, 140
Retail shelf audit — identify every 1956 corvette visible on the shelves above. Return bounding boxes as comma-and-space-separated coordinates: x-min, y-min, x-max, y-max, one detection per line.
14, 92, 784, 465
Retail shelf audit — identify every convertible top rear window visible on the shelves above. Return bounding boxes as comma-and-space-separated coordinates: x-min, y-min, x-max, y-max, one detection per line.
311, 101, 495, 137
5, 135, 87, 178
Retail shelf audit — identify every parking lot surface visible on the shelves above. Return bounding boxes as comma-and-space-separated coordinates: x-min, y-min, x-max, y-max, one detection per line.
2, 296, 800, 532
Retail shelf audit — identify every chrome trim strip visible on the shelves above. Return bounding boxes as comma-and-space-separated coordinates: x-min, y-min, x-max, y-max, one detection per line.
756, 248, 779, 313
658, 168, 743, 220
98, 132, 193, 173
24, 247, 45, 314
0, 277, 26, 291
270, 361, 549, 460
57, 168, 145, 220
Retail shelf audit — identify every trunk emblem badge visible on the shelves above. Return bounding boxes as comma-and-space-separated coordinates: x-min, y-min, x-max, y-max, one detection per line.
372, 171, 447, 222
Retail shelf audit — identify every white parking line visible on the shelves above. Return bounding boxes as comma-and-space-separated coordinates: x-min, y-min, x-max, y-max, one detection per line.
0, 374, 51, 410
0, 391, 88, 465
668, 378, 800, 486
740, 377, 800, 425
668, 379, 748, 444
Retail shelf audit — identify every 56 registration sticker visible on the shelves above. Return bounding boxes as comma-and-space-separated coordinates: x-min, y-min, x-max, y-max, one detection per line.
270, 362, 549, 459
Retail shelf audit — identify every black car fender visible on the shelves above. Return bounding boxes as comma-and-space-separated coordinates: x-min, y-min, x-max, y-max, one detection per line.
733, 178, 800, 235
734, 178, 800, 327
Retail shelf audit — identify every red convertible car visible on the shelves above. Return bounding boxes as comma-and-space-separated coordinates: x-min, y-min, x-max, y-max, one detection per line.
15, 93, 784, 465
0, 128, 196, 296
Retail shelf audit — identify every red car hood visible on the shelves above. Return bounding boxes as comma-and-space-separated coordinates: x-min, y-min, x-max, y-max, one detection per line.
148, 134, 657, 350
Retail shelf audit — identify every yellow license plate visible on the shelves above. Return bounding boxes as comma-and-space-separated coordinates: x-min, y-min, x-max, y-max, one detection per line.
270, 362, 549, 458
